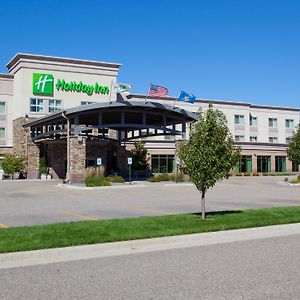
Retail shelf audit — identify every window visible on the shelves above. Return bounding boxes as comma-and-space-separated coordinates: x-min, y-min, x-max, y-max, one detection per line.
269, 137, 278, 143
234, 115, 244, 125
286, 119, 294, 128
164, 135, 175, 141
0, 102, 5, 114
292, 161, 299, 172
257, 156, 271, 173
235, 135, 245, 142
30, 98, 44, 112
286, 137, 292, 144
81, 101, 95, 106
250, 136, 257, 142
49, 100, 61, 113
269, 118, 277, 127
0, 127, 5, 139
250, 115, 257, 126
151, 155, 175, 173
275, 156, 286, 172
235, 155, 252, 173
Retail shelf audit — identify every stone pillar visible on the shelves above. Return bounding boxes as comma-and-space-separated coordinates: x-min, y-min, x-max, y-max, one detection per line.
27, 142, 40, 179
286, 158, 293, 173
69, 137, 86, 184
271, 154, 276, 173
252, 154, 257, 173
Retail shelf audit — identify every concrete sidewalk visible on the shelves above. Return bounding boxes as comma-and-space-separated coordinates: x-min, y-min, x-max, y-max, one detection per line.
1, 223, 300, 270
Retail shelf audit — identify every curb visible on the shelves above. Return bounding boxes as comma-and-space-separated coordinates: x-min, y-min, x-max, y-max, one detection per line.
1, 223, 300, 270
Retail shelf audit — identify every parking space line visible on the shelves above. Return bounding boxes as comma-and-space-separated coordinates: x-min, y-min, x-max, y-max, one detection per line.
58, 211, 97, 221
0, 223, 9, 228
121, 205, 172, 215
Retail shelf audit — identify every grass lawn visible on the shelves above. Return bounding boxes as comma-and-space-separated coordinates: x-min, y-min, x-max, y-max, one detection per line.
1, 206, 300, 254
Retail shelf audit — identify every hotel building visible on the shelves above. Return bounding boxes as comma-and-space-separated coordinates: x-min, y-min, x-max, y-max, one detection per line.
0, 53, 299, 181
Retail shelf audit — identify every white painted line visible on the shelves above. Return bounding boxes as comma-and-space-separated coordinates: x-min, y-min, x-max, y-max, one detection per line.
1, 223, 300, 270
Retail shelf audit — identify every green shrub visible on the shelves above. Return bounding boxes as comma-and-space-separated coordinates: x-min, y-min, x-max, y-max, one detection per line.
169, 173, 185, 182
85, 176, 111, 187
106, 176, 125, 183
290, 178, 300, 184
235, 172, 242, 176
243, 172, 250, 176
158, 173, 170, 181
147, 176, 161, 182
262, 172, 269, 176
253, 172, 259, 176
2, 154, 25, 178
39, 157, 48, 174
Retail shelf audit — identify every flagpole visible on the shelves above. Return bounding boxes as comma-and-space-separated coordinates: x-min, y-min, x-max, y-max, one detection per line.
173, 88, 181, 108
144, 82, 151, 104
108, 80, 113, 104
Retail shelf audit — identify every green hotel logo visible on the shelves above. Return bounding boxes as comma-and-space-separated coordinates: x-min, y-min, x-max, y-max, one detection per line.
32, 73, 109, 96
33, 73, 54, 95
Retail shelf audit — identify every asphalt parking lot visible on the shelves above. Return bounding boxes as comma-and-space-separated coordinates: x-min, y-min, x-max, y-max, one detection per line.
0, 176, 299, 228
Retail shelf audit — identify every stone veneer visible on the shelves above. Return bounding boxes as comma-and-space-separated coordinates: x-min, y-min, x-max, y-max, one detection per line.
13, 117, 40, 179
69, 137, 86, 183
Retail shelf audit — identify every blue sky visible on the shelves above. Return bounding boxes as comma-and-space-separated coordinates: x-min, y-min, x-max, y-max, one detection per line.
0, 0, 299, 107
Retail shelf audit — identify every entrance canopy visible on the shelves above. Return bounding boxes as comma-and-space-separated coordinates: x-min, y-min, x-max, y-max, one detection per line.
24, 101, 198, 142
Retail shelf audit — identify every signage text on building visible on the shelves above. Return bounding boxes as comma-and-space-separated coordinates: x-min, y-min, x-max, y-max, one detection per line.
33, 73, 109, 96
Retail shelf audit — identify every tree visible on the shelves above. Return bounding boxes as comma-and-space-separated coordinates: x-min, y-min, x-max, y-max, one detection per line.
287, 125, 300, 168
130, 141, 149, 170
177, 104, 241, 220
2, 154, 25, 179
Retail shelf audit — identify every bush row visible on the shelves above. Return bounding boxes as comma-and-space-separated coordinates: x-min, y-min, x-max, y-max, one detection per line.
147, 173, 185, 183
233, 172, 293, 177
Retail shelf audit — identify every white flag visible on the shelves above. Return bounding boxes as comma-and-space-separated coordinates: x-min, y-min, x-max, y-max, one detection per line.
114, 83, 132, 93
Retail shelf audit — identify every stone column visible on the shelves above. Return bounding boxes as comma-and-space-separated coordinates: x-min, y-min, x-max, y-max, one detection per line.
27, 142, 40, 179
286, 158, 293, 173
271, 154, 276, 173
252, 154, 257, 173
69, 137, 86, 184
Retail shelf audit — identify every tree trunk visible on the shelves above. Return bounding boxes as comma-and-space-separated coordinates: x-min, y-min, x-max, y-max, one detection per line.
201, 189, 206, 220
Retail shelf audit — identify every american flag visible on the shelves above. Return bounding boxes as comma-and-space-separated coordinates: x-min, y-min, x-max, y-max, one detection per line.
148, 83, 168, 97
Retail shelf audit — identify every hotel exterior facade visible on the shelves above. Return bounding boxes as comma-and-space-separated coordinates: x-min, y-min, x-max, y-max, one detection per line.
0, 53, 299, 181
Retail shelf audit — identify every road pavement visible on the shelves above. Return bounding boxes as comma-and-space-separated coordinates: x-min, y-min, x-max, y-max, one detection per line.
0, 176, 299, 227
1, 229, 300, 299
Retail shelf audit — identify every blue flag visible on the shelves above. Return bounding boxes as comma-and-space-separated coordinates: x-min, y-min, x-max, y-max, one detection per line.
178, 90, 196, 103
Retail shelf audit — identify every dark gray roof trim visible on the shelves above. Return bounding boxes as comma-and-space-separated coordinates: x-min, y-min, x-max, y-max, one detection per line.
128, 94, 300, 112
7, 53, 122, 71
24, 101, 198, 127
0, 73, 14, 79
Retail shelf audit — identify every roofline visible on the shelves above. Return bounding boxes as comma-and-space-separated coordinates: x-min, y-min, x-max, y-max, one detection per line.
128, 94, 300, 112
6, 53, 122, 72
0, 73, 14, 79
24, 101, 198, 127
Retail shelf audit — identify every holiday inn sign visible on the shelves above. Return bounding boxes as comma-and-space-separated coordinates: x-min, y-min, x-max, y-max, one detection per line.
32, 73, 110, 96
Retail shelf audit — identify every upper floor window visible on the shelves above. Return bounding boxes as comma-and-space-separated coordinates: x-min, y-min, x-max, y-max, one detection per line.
234, 115, 244, 125
285, 119, 294, 128
0, 127, 5, 139
235, 135, 245, 142
286, 137, 292, 144
250, 136, 257, 142
30, 98, 44, 113
269, 118, 277, 127
49, 100, 61, 113
250, 115, 257, 126
81, 101, 95, 106
0, 102, 5, 114
269, 137, 278, 143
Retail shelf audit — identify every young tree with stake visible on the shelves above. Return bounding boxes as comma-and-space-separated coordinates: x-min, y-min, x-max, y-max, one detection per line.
177, 103, 241, 220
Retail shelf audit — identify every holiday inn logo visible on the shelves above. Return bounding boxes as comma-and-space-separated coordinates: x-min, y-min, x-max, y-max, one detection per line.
32, 73, 109, 96
33, 73, 54, 96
